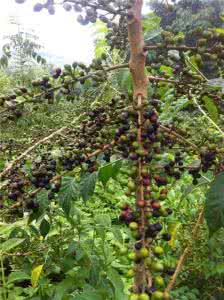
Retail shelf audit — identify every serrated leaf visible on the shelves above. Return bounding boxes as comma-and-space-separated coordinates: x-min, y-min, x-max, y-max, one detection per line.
0, 238, 25, 253
31, 265, 43, 288
7, 271, 30, 284
202, 96, 218, 122
39, 218, 50, 238
205, 172, 224, 236
98, 159, 122, 186
80, 172, 98, 201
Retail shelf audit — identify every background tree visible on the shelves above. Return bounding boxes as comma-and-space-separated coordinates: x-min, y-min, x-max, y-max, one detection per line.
1, 18, 46, 85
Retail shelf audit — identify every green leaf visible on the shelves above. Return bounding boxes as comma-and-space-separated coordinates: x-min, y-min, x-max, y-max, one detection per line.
73, 291, 103, 300
115, 69, 133, 94
111, 226, 123, 244
202, 96, 218, 122
142, 13, 161, 32
31, 265, 43, 288
107, 268, 127, 300
175, 96, 191, 111
53, 277, 76, 300
80, 172, 98, 201
7, 272, 30, 284
214, 28, 224, 34
95, 214, 111, 228
0, 238, 25, 253
39, 218, 50, 238
205, 172, 224, 236
28, 190, 49, 223
58, 176, 79, 215
66, 241, 85, 261
159, 65, 173, 76
98, 159, 122, 186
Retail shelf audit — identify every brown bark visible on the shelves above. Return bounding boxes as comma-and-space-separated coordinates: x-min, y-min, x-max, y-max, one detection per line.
128, 0, 148, 98
128, 1, 149, 291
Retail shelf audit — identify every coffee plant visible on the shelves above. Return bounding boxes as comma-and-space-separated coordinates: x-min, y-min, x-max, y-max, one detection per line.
1, 0, 224, 299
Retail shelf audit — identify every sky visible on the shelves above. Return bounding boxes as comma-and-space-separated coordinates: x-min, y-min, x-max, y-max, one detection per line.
0, 0, 96, 65
0, 1, 150, 65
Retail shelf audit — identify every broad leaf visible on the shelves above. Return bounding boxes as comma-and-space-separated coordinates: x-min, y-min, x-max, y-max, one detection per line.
31, 265, 43, 288
7, 271, 30, 284
115, 69, 132, 94
58, 176, 79, 215
142, 13, 161, 32
95, 215, 111, 228
160, 65, 173, 76
98, 159, 122, 186
202, 96, 218, 122
39, 218, 50, 238
72, 290, 103, 300
111, 226, 123, 244
214, 28, 224, 34
80, 172, 98, 201
28, 190, 49, 223
107, 268, 127, 300
205, 172, 224, 236
0, 238, 25, 253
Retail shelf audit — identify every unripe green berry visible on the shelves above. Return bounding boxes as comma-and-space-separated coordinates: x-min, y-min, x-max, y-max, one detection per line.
129, 222, 138, 231
139, 247, 149, 258
153, 246, 164, 256
139, 293, 150, 300
152, 291, 164, 300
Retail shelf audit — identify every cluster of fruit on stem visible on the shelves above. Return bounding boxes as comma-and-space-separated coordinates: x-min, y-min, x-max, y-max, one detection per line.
0, 94, 130, 210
